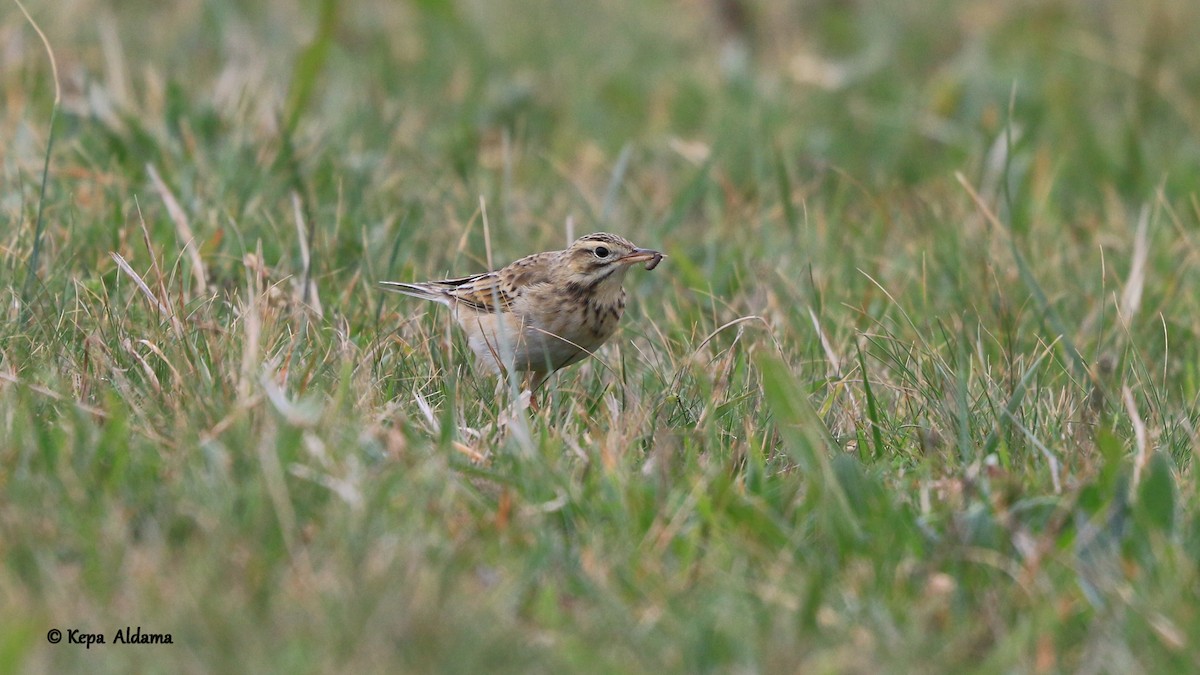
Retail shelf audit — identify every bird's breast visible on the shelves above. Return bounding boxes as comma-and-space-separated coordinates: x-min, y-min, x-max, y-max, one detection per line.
455, 283, 629, 375
581, 297, 624, 342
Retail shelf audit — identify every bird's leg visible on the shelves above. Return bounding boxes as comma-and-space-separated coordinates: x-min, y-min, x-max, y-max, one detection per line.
525, 371, 548, 413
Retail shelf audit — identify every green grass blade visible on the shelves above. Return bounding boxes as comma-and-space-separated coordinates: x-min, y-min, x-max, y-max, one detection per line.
855, 339, 886, 461
284, 0, 338, 136
757, 353, 861, 540
773, 144, 800, 234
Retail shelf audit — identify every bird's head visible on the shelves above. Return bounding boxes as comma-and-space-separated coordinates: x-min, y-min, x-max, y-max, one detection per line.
558, 232, 663, 298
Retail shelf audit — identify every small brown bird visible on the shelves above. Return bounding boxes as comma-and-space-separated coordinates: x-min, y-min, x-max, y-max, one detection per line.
380, 232, 663, 394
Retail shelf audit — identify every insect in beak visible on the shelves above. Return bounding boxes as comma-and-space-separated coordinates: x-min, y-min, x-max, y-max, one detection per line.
620, 248, 665, 270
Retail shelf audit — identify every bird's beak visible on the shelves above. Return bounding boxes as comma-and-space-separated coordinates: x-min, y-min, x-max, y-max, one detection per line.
620, 248, 665, 270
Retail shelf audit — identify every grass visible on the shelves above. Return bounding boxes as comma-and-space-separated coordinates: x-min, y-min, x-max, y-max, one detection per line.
4, 0, 1200, 671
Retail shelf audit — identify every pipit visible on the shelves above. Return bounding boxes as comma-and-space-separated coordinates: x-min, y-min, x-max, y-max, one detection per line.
380, 232, 663, 395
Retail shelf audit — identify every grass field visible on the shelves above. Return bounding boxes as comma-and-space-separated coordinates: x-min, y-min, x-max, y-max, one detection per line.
4, 0, 1200, 671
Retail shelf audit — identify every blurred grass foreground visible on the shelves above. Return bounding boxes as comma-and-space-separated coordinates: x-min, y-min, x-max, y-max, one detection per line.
4, 0, 1200, 672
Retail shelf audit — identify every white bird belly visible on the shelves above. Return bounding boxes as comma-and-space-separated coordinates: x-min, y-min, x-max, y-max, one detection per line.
455, 305, 612, 375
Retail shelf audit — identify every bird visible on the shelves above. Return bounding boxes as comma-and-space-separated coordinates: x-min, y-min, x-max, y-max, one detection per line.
380, 232, 663, 397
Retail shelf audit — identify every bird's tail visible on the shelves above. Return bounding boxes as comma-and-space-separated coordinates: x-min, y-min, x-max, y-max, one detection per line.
377, 281, 453, 306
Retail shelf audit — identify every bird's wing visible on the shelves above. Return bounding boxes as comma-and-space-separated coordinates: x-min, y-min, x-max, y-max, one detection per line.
380, 250, 556, 313
446, 250, 560, 312
377, 281, 454, 306
379, 273, 514, 311
443, 272, 518, 312
378, 271, 510, 310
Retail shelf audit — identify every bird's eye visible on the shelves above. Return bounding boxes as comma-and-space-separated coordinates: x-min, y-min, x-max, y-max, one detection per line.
594, 246, 610, 259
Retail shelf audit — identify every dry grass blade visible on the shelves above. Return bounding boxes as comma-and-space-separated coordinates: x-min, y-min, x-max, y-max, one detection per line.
1124, 386, 1149, 490
480, 195, 494, 271
136, 338, 183, 384
1001, 409, 1063, 494
238, 245, 264, 402
1119, 206, 1150, 326
695, 315, 778, 354
14, 1, 60, 105
292, 191, 323, 316
111, 247, 186, 336
133, 198, 186, 338
808, 307, 841, 375
111, 251, 170, 316
147, 163, 208, 294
